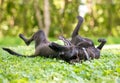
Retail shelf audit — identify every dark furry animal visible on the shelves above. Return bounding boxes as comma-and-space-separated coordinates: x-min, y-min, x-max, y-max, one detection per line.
2, 30, 80, 63
59, 16, 106, 62
2, 16, 106, 63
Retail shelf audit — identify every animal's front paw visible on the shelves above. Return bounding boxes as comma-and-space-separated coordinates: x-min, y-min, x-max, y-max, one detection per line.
98, 38, 106, 43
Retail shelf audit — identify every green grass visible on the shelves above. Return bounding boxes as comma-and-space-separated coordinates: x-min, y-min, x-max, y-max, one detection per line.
0, 45, 120, 83
0, 36, 120, 83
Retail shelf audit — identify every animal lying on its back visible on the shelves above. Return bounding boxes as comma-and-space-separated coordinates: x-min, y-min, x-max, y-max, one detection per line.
58, 16, 106, 62
3, 29, 81, 63
2, 16, 106, 63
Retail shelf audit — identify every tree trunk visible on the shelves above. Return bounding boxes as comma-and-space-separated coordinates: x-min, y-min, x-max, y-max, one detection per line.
43, 0, 50, 37
33, 0, 43, 29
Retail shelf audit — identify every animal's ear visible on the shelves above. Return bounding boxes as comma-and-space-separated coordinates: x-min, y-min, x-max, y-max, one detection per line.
49, 42, 69, 52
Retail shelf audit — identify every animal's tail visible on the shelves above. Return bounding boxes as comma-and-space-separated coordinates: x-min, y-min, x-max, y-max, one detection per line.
2, 47, 37, 58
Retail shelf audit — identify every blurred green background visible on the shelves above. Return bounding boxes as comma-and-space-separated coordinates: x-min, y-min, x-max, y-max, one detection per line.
0, 0, 120, 45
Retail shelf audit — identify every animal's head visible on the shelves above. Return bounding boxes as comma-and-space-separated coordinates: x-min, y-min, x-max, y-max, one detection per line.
49, 42, 78, 62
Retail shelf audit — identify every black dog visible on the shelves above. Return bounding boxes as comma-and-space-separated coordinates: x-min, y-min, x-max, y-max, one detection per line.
2, 16, 106, 63
59, 16, 106, 62
2, 30, 80, 63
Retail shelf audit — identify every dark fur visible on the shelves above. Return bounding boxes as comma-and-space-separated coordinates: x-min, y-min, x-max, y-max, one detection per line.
2, 16, 106, 63
60, 16, 106, 63
2, 30, 80, 63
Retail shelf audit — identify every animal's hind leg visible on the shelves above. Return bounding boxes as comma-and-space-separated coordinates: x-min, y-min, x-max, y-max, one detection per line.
19, 30, 48, 47
71, 16, 83, 38
19, 34, 34, 46
97, 38, 106, 50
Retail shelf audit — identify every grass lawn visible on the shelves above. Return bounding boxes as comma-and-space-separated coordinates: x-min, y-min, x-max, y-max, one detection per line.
0, 37, 120, 83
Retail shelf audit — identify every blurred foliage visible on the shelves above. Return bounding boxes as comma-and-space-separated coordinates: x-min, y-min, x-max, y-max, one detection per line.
82, 0, 120, 37
0, 0, 120, 38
